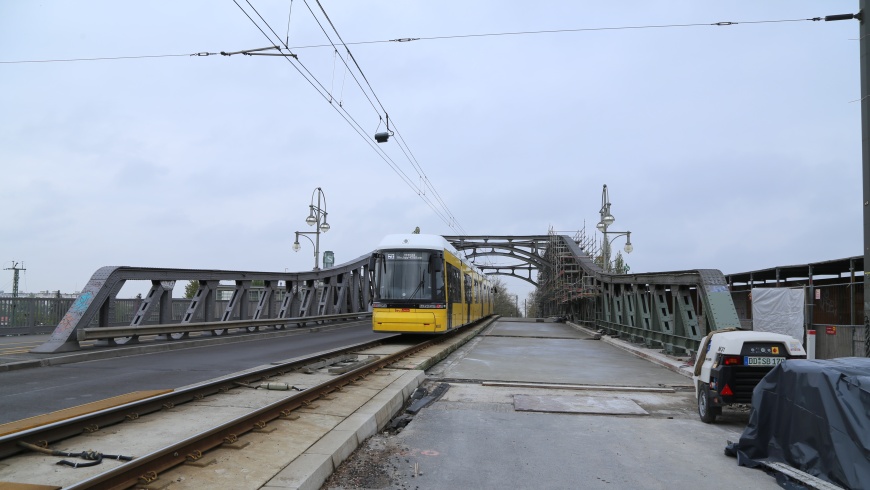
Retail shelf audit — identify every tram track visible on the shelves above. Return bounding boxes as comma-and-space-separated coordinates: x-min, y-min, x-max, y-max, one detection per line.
0, 320, 493, 489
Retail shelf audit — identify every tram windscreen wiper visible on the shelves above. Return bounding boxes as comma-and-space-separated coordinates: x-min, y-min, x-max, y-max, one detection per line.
409, 268, 425, 299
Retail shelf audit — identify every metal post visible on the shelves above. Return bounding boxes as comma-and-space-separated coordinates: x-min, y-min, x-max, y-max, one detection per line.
807, 265, 815, 355
294, 187, 330, 271
600, 186, 611, 271
4, 262, 25, 327
314, 190, 322, 271
861, 0, 870, 357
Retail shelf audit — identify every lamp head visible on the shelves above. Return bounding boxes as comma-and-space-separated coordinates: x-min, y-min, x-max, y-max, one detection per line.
603, 214, 615, 226
292, 241, 301, 252
320, 221, 330, 233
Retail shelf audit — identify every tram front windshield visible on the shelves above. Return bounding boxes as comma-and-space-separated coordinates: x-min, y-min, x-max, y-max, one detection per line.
376, 250, 441, 301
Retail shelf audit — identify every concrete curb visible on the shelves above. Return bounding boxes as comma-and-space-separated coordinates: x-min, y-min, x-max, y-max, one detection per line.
567, 322, 694, 380
0, 360, 43, 372
263, 370, 426, 490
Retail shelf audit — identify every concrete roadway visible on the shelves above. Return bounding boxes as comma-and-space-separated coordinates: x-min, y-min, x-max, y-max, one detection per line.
1, 320, 782, 489
0, 323, 391, 424
326, 319, 780, 490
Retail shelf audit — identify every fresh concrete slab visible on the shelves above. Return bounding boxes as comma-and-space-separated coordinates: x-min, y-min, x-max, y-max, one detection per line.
485, 320, 591, 339
513, 393, 649, 415
441, 335, 689, 387
437, 383, 696, 418
325, 318, 773, 489
378, 403, 778, 489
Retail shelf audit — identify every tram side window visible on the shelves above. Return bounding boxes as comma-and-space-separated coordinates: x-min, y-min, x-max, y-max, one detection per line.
464, 274, 472, 303
447, 264, 461, 303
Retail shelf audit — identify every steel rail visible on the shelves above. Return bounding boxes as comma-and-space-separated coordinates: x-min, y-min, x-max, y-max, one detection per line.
64, 327, 468, 490
0, 334, 394, 460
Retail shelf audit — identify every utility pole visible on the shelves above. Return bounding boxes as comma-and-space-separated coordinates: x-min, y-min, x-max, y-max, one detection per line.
797, 9, 866, 355
4, 262, 25, 298
4, 261, 25, 327
859, 2, 870, 357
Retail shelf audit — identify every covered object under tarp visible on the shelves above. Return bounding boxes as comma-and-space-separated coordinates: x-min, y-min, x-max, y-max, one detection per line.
731, 358, 870, 489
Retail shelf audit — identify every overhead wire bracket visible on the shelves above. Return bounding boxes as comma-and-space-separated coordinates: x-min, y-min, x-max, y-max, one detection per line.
220, 46, 298, 58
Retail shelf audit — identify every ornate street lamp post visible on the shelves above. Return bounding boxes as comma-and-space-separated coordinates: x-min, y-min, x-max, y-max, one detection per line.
596, 184, 633, 272
293, 187, 330, 270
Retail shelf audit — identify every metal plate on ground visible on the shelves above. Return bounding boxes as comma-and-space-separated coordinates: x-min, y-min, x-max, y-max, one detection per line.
513, 394, 649, 415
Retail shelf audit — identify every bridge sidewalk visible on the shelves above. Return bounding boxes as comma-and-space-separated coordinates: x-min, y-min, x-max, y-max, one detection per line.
566, 321, 696, 379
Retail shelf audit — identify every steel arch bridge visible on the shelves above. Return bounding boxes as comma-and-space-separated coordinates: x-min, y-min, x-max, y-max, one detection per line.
444, 234, 739, 356
34, 233, 740, 357
443, 235, 550, 286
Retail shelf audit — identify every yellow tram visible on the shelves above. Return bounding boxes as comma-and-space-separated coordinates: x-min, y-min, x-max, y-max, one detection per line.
370, 234, 493, 333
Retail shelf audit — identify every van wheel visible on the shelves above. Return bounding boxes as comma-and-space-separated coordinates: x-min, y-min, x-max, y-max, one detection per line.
698, 383, 719, 423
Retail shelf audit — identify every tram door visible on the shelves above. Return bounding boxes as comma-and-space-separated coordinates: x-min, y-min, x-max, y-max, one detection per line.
447, 263, 461, 329
464, 273, 472, 324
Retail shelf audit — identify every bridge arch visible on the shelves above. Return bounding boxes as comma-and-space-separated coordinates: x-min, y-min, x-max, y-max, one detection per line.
444, 235, 551, 287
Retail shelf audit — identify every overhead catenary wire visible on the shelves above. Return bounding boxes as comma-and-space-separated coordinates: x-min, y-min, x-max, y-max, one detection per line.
0, 53, 208, 64
301, 0, 469, 235
2, 11, 850, 238
281, 16, 837, 50
231, 0, 461, 231
308, 0, 389, 115
238, 0, 467, 233
0, 15, 840, 62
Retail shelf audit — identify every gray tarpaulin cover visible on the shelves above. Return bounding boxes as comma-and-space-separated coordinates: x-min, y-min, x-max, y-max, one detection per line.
751, 288, 804, 340
731, 358, 870, 489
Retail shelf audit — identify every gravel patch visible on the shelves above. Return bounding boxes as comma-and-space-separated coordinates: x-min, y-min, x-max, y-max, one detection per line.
321, 433, 422, 490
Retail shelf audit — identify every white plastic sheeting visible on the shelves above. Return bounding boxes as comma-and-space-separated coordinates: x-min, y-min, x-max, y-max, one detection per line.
751, 288, 805, 341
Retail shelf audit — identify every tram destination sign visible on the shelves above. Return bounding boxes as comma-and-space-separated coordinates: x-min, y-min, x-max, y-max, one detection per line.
386, 252, 424, 260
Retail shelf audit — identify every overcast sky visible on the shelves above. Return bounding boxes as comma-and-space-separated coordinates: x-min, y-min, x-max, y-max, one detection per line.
0, 1, 863, 302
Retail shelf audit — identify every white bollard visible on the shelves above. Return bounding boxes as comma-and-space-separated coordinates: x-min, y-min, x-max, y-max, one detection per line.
807, 329, 816, 360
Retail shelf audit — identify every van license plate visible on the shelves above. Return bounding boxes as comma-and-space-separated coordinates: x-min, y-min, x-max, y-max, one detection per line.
744, 356, 785, 366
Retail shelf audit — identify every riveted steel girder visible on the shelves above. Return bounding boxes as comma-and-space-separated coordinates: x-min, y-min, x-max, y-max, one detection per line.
539, 235, 741, 356
33, 254, 373, 353
34, 233, 743, 357
444, 235, 551, 286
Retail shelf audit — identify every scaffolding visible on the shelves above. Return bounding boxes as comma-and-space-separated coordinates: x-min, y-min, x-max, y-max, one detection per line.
539, 226, 601, 317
